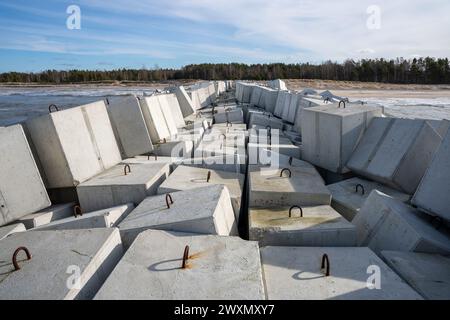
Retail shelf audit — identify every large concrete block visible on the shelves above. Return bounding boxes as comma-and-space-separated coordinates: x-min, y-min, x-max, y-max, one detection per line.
122, 155, 181, 173
139, 96, 171, 143
293, 96, 329, 133
248, 113, 284, 130
327, 177, 410, 221
107, 95, 154, 158
165, 93, 186, 128
281, 92, 292, 120
174, 86, 195, 117
95, 230, 265, 300
260, 87, 279, 113
286, 93, 300, 124
412, 126, 450, 220
0, 223, 26, 241
0, 125, 51, 226
18, 202, 76, 229
353, 191, 450, 255
26, 101, 122, 188
157, 94, 180, 137
248, 129, 301, 160
157, 166, 244, 221
0, 228, 123, 299
119, 185, 238, 247
261, 246, 422, 300
274, 91, 289, 118
34, 204, 133, 231
214, 109, 244, 124
154, 140, 194, 158
268, 79, 287, 90
180, 154, 246, 174
381, 251, 450, 300
347, 118, 444, 193
248, 162, 331, 208
250, 86, 264, 107
249, 205, 356, 247
77, 163, 170, 212
301, 103, 382, 173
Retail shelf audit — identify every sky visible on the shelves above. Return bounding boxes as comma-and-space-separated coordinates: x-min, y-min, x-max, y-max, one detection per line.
0, 0, 449, 72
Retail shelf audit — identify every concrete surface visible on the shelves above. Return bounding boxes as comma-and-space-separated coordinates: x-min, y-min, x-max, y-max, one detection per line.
0, 223, 26, 241
18, 202, 76, 229
139, 96, 171, 143
174, 86, 195, 117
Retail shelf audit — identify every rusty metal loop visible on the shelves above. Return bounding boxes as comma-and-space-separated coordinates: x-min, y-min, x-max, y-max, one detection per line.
147, 153, 157, 161
280, 168, 292, 178
165, 194, 174, 209
105, 97, 110, 105
48, 104, 59, 113
355, 184, 365, 195
289, 206, 303, 218
321, 254, 330, 277
324, 97, 331, 103
288, 157, 293, 166
219, 133, 226, 140
73, 205, 83, 218
124, 164, 131, 176
338, 100, 346, 109
13, 247, 32, 271
181, 245, 189, 269
206, 170, 212, 182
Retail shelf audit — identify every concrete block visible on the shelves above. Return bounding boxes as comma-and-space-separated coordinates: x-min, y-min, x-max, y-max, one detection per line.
286, 93, 300, 124
260, 87, 279, 113
353, 191, 450, 255
248, 163, 331, 207
214, 109, 244, 124
381, 251, 450, 300
139, 96, 171, 143
34, 204, 134, 231
95, 230, 265, 300
327, 178, 410, 221
119, 185, 238, 247
0, 223, 26, 241
250, 86, 264, 107
249, 113, 284, 130
122, 155, 181, 173
0, 228, 123, 299
180, 154, 246, 174
18, 202, 76, 229
261, 246, 422, 300
26, 101, 122, 188
281, 92, 292, 120
174, 86, 195, 117
268, 79, 287, 90
274, 91, 289, 118
154, 140, 194, 158
0, 125, 51, 226
158, 166, 244, 221
293, 97, 333, 133
165, 93, 186, 128
347, 118, 444, 193
156, 94, 179, 137
249, 205, 356, 247
77, 163, 170, 212
412, 127, 450, 220
301, 103, 382, 173
107, 95, 154, 158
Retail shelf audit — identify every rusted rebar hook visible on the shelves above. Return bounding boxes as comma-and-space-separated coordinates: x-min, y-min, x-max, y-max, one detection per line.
206, 170, 212, 183
289, 206, 303, 218
13, 247, 32, 271
280, 168, 292, 178
165, 194, 174, 209
124, 164, 131, 176
147, 153, 158, 161
355, 184, 365, 195
288, 157, 293, 166
73, 205, 83, 218
181, 245, 189, 269
338, 100, 346, 109
321, 254, 330, 277
48, 104, 59, 113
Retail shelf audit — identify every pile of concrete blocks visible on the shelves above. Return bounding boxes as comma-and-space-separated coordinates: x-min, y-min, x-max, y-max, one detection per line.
95, 230, 265, 300
235, 82, 257, 104
267, 79, 287, 91
248, 128, 301, 160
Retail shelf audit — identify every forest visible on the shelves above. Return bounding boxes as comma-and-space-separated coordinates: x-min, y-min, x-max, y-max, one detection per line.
1, 57, 449, 84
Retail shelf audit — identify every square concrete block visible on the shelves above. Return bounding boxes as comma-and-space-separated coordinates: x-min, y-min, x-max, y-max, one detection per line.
157, 94, 180, 136
261, 88, 279, 114
274, 91, 289, 118
347, 118, 444, 193
119, 185, 238, 247
261, 246, 422, 300
0, 125, 51, 226
286, 93, 300, 124
248, 163, 331, 207
107, 95, 154, 158
174, 86, 195, 117
18, 202, 76, 229
214, 109, 244, 124
353, 191, 450, 255
154, 140, 194, 158
0, 228, 123, 299
412, 127, 450, 220
281, 92, 292, 120
95, 230, 265, 300
165, 93, 186, 128
33, 204, 134, 231
327, 177, 411, 221
249, 205, 356, 247
381, 251, 450, 300
26, 101, 122, 188
293, 97, 329, 133
0, 223, 26, 241
139, 96, 171, 143
157, 166, 244, 221
77, 163, 170, 212
301, 103, 382, 173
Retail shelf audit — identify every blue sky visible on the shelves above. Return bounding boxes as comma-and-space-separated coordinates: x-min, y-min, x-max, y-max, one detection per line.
0, 0, 449, 72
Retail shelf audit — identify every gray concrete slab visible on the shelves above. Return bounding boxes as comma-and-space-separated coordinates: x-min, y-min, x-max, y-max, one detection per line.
0, 125, 51, 226
412, 126, 450, 220
347, 118, 444, 193
249, 205, 356, 247
353, 190, 450, 255
119, 185, 238, 248
214, 109, 244, 124
327, 178, 410, 221
180, 154, 246, 174
107, 95, 154, 158
261, 246, 422, 300
95, 230, 265, 300
139, 96, 171, 143
18, 202, 76, 229
0, 228, 123, 299
301, 103, 382, 173
174, 86, 195, 117
158, 166, 244, 221
274, 91, 289, 118
381, 251, 450, 300
154, 140, 194, 158
249, 113, 284, 130
77, 163, 170, 212
260, 87, 279, 113
0, 223, 26, 241
165, 93, 186, 128
157, 94, 180, 137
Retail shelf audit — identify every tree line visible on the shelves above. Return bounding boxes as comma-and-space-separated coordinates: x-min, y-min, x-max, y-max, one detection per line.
1, 57, 449, 84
